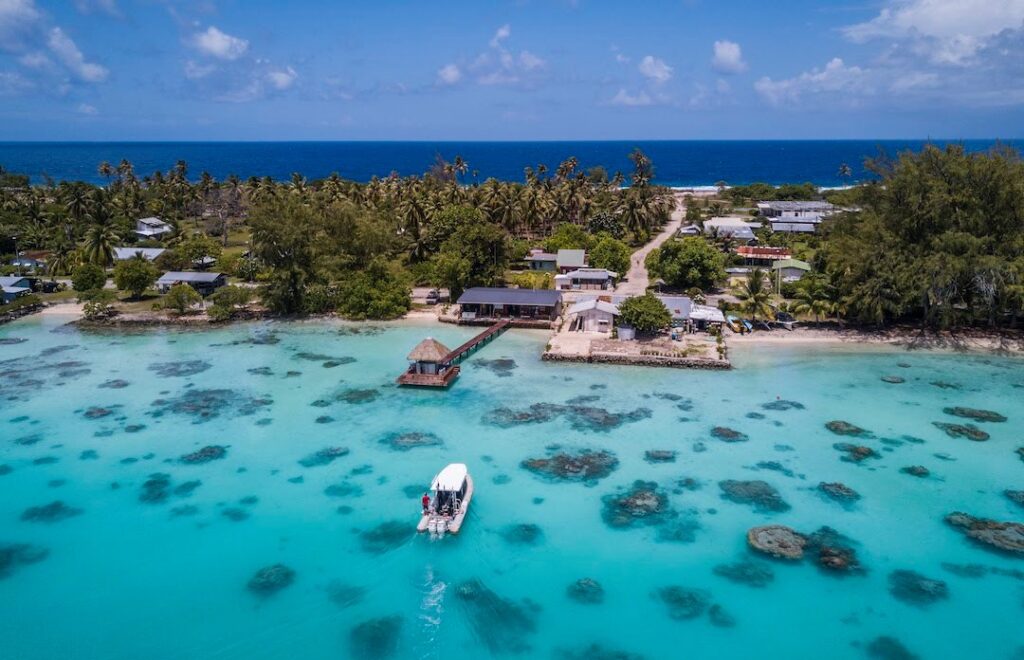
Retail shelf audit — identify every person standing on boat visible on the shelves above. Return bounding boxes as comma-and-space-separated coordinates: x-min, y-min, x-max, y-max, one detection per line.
422, 492, 431, 514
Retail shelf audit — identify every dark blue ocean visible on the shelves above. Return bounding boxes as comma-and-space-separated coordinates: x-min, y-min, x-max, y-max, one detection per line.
0, 140, 1012, 187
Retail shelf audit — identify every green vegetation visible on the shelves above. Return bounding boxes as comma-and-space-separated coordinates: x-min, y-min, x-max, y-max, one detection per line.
164, 283, 201, 314
113, 257, 158, 299
207, 285, 253, 322
72, 263, 106, 292
733, 268, 773, 324
588, 235, 631, 275
645, 237, 726, 291
0, 293, 41, 314
618, 293, 671, 333
823, 144, 1024, 329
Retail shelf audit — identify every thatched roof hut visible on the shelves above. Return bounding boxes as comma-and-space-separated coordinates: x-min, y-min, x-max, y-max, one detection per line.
407, 337, 451, 363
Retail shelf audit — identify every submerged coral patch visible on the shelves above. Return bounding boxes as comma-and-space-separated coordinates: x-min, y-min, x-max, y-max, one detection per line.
804, 526, 862, 574
932, 422, 989, 442
865, 636, 919, 660
454, 578, 538, 655
138, 473, 173, 504
747, 525, 806, 560
566, 578, 604, 604
762, 399, 805, 411
150, 389, 272, 423
601, 480, 674, 529
945, 512, 1024, 555
718, 480, 789, 512
655, 586, 709, 620
644, 450, 676, 464
826, 420, 871, 437
349, 616, 402, 659
0, 542, 48, 579
942, 407, 1006, 423
711, 427, 748, 442
20, 501, 83, 523
298, 447, 349, 468
1005, 490, 1024, 510
179, 445, 228, 464
500, 523, 544, 546
483, 402, 651, 432
327, 581, 366, 609
379, 431, 443, 452
833, 443, 880, 463
359, 521, 412, 554
98, 379, 129, 389
247, 563, 295, 596
888, 569, 948, 606
713, 559, 774, 588
147, 360, 211, 378
472, 358, 517, 377
324, 482, 364, 499
881, 376, 905, 384
818, 482, 861, 505
337, 388, 379, 404
521, 449, 618, 483
294, 352, 355, 366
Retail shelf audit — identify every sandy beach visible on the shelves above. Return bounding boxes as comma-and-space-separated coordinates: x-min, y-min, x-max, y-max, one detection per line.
726, 325, 1024, 355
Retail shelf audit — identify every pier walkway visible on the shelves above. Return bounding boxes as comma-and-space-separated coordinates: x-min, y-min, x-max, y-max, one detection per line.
397, 320, 510, 388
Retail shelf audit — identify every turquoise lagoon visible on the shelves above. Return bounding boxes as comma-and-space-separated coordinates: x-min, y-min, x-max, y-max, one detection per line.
0, 316, 1022, 660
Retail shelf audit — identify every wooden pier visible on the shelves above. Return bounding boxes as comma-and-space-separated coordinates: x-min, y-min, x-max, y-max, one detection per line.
397, 320, 510, 388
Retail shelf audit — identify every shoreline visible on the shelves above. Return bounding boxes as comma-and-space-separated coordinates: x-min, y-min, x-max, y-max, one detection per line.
11, 303, 1024, 359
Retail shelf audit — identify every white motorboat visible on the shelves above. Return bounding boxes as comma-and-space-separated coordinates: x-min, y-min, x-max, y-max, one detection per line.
417, 463, 473, 536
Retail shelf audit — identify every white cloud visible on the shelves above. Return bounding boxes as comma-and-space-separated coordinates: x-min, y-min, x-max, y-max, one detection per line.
0, 0, 41, 51
76, 102, 97, 115
489, 24, 510, 48
47, 27, 108, 82
519, 50, 545, 71
755, 58, 867, 106
17, 51, 49, 69
446, 24, 546, 88
0, 70, 32, 95
609, 88, 652, 106
266, 65, 297, 90
192, 26, 248, 61
638, 55, 672, 83
73, 0, 120, 17
711, 40, 747, 74
436, 63, 461, 85
184, 59, 215, 80
843, 0, 1024, 64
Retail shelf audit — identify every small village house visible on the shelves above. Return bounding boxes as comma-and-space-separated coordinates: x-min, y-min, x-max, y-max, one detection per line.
457, 287, 562, 322
567, 298, 619, 332
556, 249, 587, 273
0, 275, 32, 304
735, 245, 792, 266
703, 217, 760, 244
756, 201, 835, 217
156, 271, 226, 296
134, 217, 174, 240
771, 258, 811, 282
114, 247, 166, 262
523, 249, 557, 272
555, 268, 618, 291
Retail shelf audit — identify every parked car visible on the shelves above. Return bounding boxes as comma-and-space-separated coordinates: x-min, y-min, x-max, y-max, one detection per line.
425, 289, 441, 305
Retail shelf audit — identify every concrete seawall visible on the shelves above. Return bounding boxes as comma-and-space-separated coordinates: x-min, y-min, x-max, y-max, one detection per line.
543, 350, 731, 370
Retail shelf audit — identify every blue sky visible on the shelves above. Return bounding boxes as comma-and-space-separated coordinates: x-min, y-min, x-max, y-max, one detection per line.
1, 0, 1023, 140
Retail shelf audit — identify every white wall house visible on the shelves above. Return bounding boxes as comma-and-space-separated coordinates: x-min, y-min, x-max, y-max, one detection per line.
567, 298, 619, 333
134, 217, 173, 239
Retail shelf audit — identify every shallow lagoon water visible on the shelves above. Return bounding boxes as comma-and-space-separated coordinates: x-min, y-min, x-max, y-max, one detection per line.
1, 316, 1023, 659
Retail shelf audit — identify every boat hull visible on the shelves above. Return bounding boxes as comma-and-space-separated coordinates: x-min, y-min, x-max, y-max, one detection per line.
417, 474, 474, 534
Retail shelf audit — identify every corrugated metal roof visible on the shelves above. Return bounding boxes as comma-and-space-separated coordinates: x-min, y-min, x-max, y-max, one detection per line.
556, 249, 587, 268
157, 271, 224, 283
457, 287, 561, 306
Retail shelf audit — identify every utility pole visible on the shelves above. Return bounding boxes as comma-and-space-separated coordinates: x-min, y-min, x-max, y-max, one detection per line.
12, 234, 20, 276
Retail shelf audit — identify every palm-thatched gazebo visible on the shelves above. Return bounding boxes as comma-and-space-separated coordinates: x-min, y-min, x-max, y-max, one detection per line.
398, 337, 460, 387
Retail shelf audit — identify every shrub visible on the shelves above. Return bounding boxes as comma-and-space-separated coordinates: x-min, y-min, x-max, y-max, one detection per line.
588, 235, 631, 275
72, 263, 106, 292
645, 237, 725, 290
164, 283, 201, 314
337, 259, 410, 320
618, 293, 671, 333
208, 285, 253, 320
113, 258, 158, 299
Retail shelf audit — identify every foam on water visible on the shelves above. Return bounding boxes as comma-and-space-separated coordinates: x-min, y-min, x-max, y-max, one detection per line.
1, 316, 1022, 659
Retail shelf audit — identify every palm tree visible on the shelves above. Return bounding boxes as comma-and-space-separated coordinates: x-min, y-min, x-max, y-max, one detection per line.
97, 161, 114, 186
791, 284, 831, 324
734, 268, 773, 325
837, 163, 853, 185
80, 223, 119, 267
47, 242, 78, 276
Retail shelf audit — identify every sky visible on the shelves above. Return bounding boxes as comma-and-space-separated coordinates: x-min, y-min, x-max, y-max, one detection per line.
0, 0, 1023, 140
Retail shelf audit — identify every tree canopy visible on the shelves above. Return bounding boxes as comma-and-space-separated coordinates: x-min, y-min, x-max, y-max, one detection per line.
618, 293, 671, 333
645, 237, 726, 291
